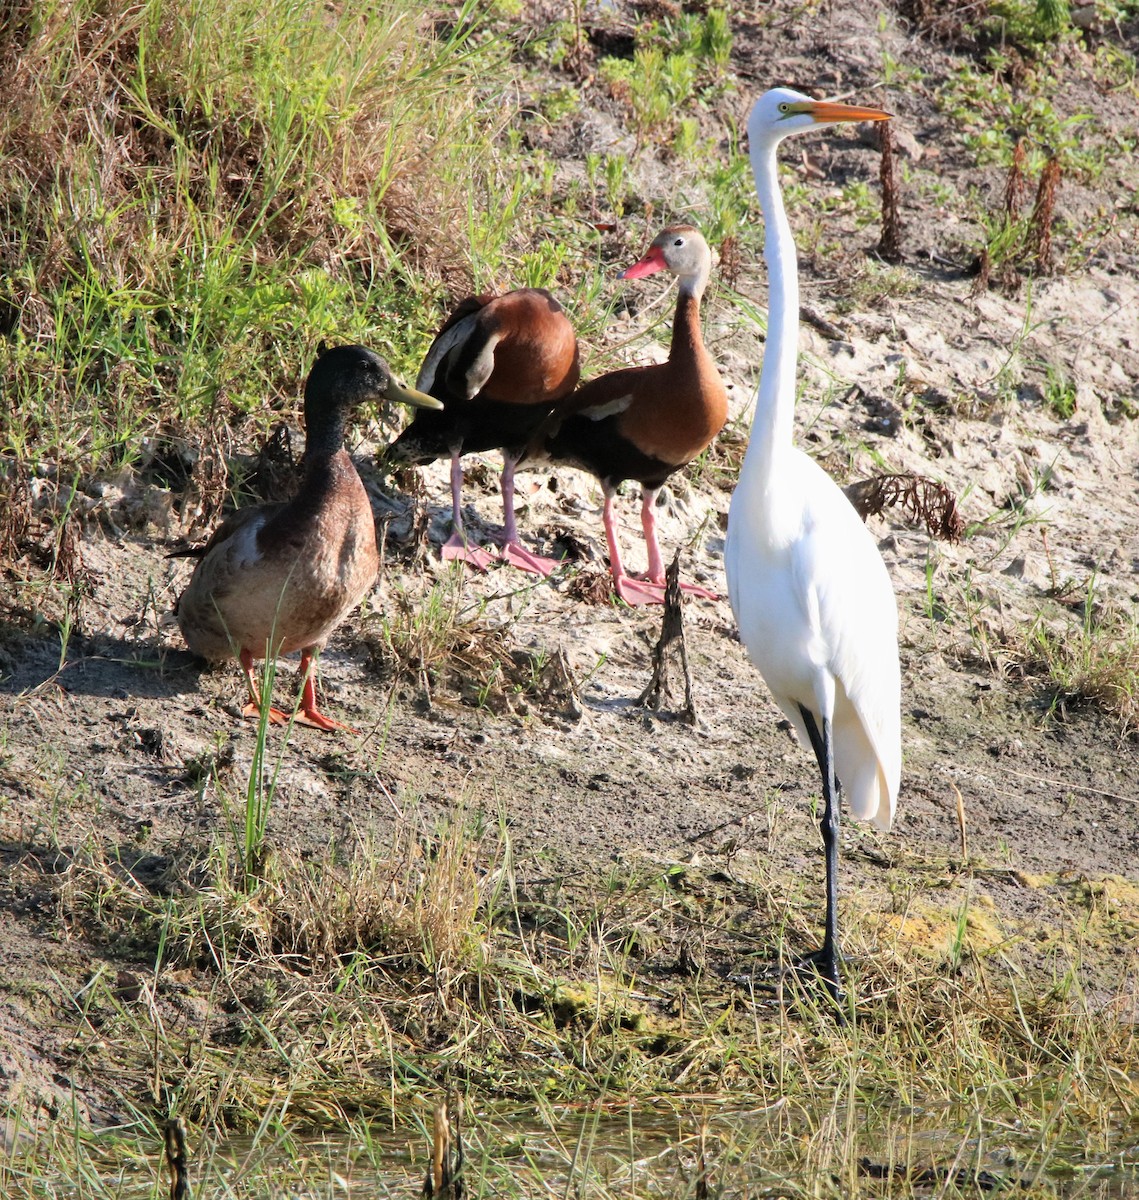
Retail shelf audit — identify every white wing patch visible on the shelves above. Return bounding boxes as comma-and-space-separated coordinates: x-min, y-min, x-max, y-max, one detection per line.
582, 393, 633, 421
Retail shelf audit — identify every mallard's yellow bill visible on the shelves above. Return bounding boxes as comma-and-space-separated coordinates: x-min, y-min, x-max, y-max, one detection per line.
387, 379, 444, 410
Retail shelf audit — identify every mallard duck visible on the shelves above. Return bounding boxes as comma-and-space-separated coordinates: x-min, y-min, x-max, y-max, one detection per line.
527, 225, 728, 605
386, 288, 580, 574
175, 343, 441, 732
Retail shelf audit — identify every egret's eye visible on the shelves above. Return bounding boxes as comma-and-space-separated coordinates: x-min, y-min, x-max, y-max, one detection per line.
778, 102, 790, 113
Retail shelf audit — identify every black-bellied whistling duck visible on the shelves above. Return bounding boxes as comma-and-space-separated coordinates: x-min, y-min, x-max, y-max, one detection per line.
529, 224, 728, 605
174, 344, 441, 733
386, 288, 580, 574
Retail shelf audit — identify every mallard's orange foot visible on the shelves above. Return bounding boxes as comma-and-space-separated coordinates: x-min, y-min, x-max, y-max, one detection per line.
241, 702, 292, 726
441, 533, 498, 572
296, 707, 359, 734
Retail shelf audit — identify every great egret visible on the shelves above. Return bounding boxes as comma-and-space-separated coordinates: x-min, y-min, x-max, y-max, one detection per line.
725, 89, 899, 1001
175, 344, 441, 732
387, 289, 580, 574
532, 225, 727, 605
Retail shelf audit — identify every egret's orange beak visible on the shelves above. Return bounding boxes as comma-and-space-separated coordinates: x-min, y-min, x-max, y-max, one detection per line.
807, 100, 892, 123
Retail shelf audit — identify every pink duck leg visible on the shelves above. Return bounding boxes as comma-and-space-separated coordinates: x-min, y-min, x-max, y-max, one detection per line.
440, 448, 498, 572
602, 488, 668, 606
639, 488, 720, 601
496, 454, 564, 577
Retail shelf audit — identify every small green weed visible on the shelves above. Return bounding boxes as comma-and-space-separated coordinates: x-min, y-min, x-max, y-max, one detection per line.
1009, 579, 1139, 733
1042, 362, 1077, 418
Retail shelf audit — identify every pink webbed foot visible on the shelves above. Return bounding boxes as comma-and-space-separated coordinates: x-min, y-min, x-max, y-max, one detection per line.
498, 541, 563, 577
441, 532, 498, 572
613, 574, 668, 606
611, 574, 720, 606
676, 579, 720, 601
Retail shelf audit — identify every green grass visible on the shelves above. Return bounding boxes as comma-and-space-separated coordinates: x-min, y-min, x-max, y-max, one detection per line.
1009, 581, 1139, 734
4, 812, 1138, 1195
0, 0, 524, 479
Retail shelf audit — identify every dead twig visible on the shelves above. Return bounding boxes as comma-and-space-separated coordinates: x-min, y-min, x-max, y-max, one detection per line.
969, 245, 992, 298
0, 457, 32, 560
638, 552, 696, 725
953, 782, 968, 864
185, 426, 228, 540
423, 1095, 464, 1199
844, 472, 964, 542
251, 421, 298, 502
163, 1117, 192, 1200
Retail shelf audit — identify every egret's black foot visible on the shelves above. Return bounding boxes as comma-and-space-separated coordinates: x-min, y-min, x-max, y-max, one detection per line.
792, 947, 846, 1015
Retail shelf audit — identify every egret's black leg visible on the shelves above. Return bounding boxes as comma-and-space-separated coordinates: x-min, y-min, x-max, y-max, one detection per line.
799, 705, 844, 1007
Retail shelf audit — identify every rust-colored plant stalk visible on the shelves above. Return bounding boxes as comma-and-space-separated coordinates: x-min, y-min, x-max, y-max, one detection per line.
876, 121, 903, 263
1003, 137, 1027, 222
845, 472, 965, 542
719, 233, 740, 288
1028, 156, 1062, 274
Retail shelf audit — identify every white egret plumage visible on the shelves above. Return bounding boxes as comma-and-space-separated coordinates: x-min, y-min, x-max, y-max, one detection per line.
726, 89, 900, 1003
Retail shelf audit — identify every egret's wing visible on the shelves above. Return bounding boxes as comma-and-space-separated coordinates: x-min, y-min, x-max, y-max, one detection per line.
794, 457, 901, 829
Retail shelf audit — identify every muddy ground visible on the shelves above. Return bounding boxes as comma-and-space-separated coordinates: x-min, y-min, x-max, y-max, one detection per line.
2, 1, 1138, 1128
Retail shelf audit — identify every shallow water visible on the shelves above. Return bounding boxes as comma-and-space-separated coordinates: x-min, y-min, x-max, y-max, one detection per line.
164, 1104, 1137, 1200
16, 1102, 1139, 1198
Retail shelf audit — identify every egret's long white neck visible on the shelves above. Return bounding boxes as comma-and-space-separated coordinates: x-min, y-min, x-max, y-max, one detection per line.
744, 137, 799, 483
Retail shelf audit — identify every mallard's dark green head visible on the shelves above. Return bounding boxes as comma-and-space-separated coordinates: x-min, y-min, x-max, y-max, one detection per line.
303, 343, 441, 455
306, 344, 441, 417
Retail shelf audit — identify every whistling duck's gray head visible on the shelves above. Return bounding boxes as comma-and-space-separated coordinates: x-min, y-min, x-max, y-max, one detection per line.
621, 224, 712, 298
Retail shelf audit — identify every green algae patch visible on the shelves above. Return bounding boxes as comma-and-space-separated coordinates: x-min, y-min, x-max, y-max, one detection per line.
1068, 874, 1139, 943
872, 891, 1008, 961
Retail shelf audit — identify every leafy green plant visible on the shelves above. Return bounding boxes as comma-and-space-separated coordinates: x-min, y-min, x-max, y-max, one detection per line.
985, 0, 1071, 48
1010, 578, 1139, 732
604, 154, 629, 219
